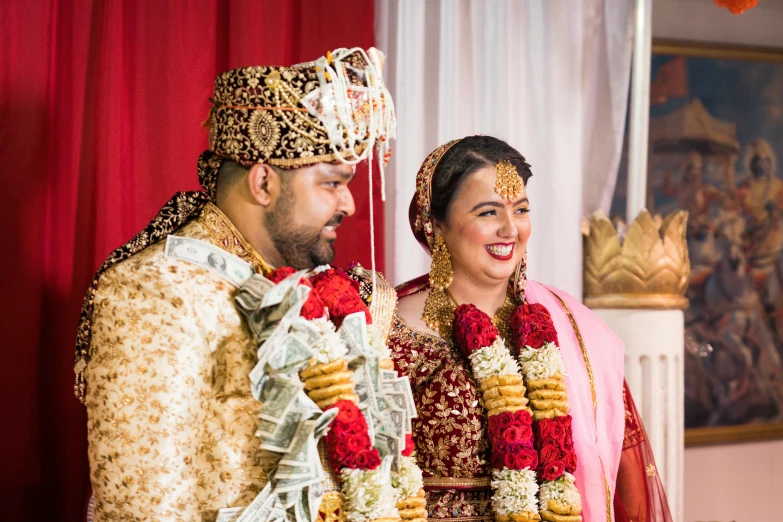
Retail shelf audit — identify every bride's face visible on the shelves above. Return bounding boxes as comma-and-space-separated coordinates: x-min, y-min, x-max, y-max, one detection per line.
434, 165, 531, 285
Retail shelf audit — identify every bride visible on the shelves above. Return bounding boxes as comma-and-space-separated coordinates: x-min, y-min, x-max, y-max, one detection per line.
390, 136, 672, 522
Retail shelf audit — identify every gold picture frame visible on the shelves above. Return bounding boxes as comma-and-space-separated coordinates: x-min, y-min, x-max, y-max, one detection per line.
648, 40, 783, 446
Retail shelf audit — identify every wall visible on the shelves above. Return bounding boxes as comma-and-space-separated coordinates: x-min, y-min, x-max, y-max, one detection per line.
653, 1, 783, 521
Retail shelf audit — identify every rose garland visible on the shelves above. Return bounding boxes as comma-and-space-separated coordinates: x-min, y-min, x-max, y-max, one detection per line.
510, 304, 582, 522
268, 266, 425, 522
452, 304, 540, 522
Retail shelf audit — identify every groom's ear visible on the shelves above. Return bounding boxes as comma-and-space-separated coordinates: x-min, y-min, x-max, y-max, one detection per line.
247, 163, 279, 207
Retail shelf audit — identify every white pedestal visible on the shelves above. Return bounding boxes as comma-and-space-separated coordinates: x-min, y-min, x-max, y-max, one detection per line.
594, 308, 684, 522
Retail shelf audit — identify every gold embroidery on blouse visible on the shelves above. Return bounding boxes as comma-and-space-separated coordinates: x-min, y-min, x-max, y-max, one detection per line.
390, 317, 489, 479
423, 477, 491, 488
198, 202, 274, 274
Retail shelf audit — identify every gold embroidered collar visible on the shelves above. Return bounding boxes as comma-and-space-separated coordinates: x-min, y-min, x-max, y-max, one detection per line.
198, 202, 275, 275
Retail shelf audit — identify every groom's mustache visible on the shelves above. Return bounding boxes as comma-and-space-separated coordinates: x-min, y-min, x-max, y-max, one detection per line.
325, 214, 344, 228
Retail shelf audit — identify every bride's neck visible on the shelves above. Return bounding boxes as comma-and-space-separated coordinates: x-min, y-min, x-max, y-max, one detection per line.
448, 270, 509, 317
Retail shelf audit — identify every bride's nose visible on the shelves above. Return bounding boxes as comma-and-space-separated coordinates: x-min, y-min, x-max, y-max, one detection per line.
497, 210, 517, 238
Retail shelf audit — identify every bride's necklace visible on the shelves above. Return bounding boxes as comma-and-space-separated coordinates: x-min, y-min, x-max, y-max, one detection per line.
422, 286, 516, 342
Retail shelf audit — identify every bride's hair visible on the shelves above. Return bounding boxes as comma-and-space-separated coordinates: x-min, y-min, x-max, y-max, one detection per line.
431, 136, 533, 223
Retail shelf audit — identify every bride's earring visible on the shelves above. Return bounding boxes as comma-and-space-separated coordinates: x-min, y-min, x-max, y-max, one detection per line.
429, 235, 453, 291
422, 235, 454, 336
513, 250, 528, 303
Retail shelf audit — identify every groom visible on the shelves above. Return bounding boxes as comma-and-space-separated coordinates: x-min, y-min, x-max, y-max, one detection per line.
76, 49, 395, 521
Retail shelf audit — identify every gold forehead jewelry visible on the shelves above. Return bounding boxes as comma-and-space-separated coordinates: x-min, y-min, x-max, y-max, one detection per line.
495, 159, 524, 200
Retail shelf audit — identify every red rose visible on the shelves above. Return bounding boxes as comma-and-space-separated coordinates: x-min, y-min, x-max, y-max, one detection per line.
334, 439, 351, 460
510, 303, 559, 350
516, 448, 539, 470
496, 411, 514, 428
403, 434, 415, 457
541, 460, 566, 481
488, 415, 500, 434
333, 401, 361, 424
502, 426, 522, 443
539, 443, 560, 466
551, 420, 567, 442
268, 266, 297, 284
301, 293, 326, 320
564, 449, 577, 473
453, 304, 498, 357
311, 269, 372, 327
346, 433, 370, 453
493, 440, 510, 453
563, 431, 575, 450
503, 452, 517, 469
491, 452, 505, 470
515, 409, 533, 426
555, 415, 572, 428
358, 448, 382, 470
536, 418, 556, 439
516, 425, 533, 444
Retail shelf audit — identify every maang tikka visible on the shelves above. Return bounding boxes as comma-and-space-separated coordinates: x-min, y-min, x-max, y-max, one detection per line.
494, 159, 523, 200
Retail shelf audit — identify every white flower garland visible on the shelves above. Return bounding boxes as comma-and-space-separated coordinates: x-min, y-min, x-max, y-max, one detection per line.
341, 467, 400, 522
516, 342, 566, 381
391, 455, 424, 499
491, 469, 539, 516
538, 473, 582, 512
468, 338, 522, 382
305, 317, 348, 364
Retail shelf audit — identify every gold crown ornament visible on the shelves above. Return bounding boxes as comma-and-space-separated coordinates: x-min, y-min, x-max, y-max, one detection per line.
583, 210, 690, 309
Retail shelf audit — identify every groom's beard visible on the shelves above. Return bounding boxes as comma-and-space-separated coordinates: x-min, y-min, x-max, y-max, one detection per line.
265, 188, 344, 269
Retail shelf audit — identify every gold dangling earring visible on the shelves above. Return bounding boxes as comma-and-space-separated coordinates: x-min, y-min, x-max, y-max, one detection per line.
422, 235, 456, 338
513, 250, 528, 304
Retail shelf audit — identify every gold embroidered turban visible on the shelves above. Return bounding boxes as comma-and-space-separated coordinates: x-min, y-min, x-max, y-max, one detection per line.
206, 47, 396, 170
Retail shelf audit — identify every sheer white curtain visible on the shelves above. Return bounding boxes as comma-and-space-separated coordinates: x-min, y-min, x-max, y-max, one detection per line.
376, 0, 633, 298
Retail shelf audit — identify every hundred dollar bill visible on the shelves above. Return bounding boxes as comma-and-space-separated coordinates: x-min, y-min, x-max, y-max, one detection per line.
259, 376, 303, 424
165, 235, 254, 287
259, 409, 306, 453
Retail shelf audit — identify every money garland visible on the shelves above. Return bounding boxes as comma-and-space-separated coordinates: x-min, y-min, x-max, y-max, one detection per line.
265, 266, 426, 522
510, 304, 582, 522
451, 305, 541, 522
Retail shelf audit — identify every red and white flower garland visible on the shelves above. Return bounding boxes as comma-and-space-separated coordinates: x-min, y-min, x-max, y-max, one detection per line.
452, 304, 540, 522
510, 304, 583, 522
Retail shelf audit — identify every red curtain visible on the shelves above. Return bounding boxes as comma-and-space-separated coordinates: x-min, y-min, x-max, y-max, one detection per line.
0, 1, 379, 520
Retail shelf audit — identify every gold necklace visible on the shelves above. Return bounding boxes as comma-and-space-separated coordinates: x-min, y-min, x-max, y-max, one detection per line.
422, 286, 516, 342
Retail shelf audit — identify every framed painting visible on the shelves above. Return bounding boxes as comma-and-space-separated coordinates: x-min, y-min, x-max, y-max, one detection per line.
612, 40, 783, 446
